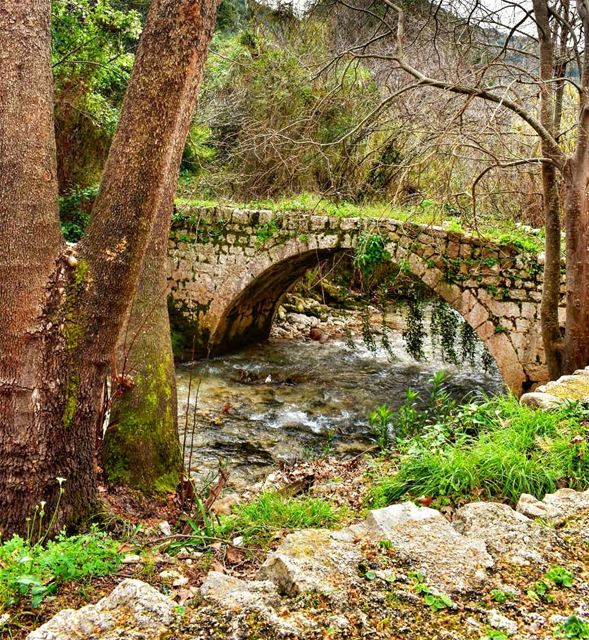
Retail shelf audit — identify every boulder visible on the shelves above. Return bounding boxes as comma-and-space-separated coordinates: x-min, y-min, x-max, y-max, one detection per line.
256, 529, 362, 600
200, 571, 310, 635
520, 391, 562, 409
454, 502, 561, 566
361, 502, 493, 594
542, 488, 589, 518
27, 579, 175, 640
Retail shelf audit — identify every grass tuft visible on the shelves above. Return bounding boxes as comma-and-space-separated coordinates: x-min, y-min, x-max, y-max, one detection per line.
371, 396, 589, 507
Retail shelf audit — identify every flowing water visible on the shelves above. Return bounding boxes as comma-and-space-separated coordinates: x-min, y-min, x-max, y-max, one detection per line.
177, 310, 504, 492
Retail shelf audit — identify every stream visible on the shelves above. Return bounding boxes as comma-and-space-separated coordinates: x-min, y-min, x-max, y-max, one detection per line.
177, 305, 504, 492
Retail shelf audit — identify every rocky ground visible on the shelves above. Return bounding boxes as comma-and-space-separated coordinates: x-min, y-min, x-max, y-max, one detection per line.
18, 453, 589, 640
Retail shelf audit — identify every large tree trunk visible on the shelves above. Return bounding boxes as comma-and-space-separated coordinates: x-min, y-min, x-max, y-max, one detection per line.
0, 0, 219, 537
104, 210, 182, 494
562, 8, 589, 374
0, 0, 65, 537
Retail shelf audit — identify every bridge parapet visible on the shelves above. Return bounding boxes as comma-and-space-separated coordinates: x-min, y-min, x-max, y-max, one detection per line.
168, 206, 565, 394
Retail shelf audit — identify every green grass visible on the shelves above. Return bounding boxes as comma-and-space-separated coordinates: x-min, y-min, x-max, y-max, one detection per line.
226, 491, 341, 543
0, 527, 121, 607
174, 190, 545, 253
370, 396, 589, 507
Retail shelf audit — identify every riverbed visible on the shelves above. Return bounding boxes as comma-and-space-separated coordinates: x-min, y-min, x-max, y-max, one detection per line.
177, 304, 504, 492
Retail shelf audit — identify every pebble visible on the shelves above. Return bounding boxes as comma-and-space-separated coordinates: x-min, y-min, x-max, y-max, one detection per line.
121, 554, 142, 564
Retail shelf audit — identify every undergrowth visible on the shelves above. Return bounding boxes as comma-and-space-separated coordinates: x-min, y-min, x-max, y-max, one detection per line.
178, 491, 341, 549
0, 526, 121, 607
370, 391, 589, 507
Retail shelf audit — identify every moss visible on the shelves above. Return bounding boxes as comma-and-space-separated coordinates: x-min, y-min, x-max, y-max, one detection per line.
63, 259, 91, 352
62, 374, 80, 428
104, 357, 181, 495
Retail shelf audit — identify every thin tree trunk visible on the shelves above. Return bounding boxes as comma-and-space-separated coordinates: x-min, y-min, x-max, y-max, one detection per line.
0, 0, 220, 536
533, 0, 564, 379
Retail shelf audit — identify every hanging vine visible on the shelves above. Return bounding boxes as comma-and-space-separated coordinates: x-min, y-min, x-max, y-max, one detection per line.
403, 298, 426, 361
430, 298, 459, 364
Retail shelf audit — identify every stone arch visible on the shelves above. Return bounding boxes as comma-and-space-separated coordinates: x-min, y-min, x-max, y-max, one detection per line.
208, 245, 342, 354
205, 235, 523, 392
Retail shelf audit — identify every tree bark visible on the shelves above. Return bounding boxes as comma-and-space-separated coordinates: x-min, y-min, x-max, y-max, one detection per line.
0, 0, 220, 537
104, 212, 182, 495
0, 0, 64, 537
533, 0, 564, 379
562, 7, 589, 373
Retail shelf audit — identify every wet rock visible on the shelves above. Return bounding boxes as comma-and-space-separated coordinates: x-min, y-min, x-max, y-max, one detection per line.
256, 528, 362, 600
27, 579, 175, 640
453, 502, 560, 566
361, 502, 493, 594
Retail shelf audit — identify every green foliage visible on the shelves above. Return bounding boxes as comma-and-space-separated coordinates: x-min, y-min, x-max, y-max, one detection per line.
354, 233, 391, 280
545, 565, 575, 587
59, 186, 98, 241
555, 616, 589, 639
52, 0, 141, 190
371, 396, 589, 507
483, 632, 509, 640
369, 372, 456, 456
490, 589, 510, 603
369, 405, 395, 452
409, 571, 454, 612
255, 219, 279, 245
403, 298, 426, 360
0, 527, 121, 607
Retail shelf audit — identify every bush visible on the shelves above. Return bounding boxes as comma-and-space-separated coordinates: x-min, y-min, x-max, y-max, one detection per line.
371, 396, 589, 507
0, 527, 121, 607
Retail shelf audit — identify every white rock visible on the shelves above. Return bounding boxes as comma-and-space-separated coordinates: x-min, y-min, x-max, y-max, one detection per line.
365, 502, 443, 535
520, 391, 562, 409
362, 503, 493, 594
454, 502, 559, 566
543, 488, 589, 518
487, 609, 519, 635
158, 521, 172, 537
121, 554, 142, 565
256, 529, 362, 600
27, 579, 175, 640
200, 571, 279, 611
517, 493, 561, 520
200, 571, 307, 635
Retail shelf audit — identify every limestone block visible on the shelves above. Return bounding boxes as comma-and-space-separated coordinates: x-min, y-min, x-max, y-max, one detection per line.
27, 579, 175, 640
361, 502, 493, 594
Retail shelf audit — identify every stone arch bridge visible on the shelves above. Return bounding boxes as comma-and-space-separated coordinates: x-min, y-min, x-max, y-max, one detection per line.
168, 206, 565, 394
